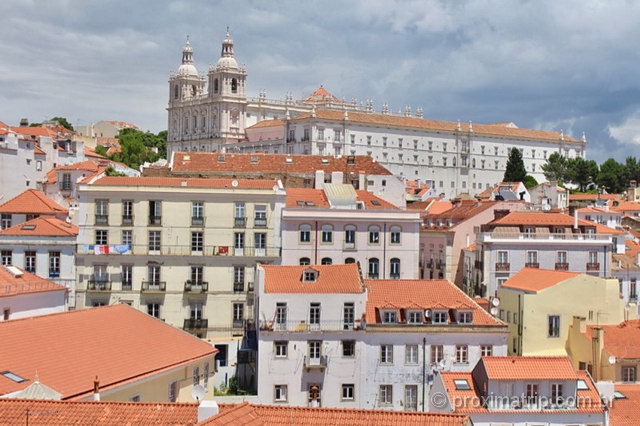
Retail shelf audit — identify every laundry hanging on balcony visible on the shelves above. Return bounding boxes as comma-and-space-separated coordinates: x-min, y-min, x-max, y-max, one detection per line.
214, 246, 229, 256
88, 244, 131, 255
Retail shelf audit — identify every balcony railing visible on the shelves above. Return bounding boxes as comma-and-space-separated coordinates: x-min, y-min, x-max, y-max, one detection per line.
495, 263, 510, 272
79, 244, 281, 258
586, 262, 600, 271
122, 282, 132, 291
122, 215, 133, 226
525, 262, 540, 268
234, 282, 245, 292
368, 273, 379, 279
234, 217, 246, 228
95, 215, 108, 225
233, 319, 245, 329
191, 217, 204, 226
184, 281, 208, 292
141, 281, 166, 292
183, 318, 208, 330
259, 320, 364, 332
149, 216, 162, 226
555, 262, 569, 271
390, 274, 400, 279
343, 241, 356, 250
60, 183, 72, 191
49, 271, 60, 278
304, 355, 328, 369
87, 279, 111, 291
254, 217, 267, 227
479, 232, 612, 242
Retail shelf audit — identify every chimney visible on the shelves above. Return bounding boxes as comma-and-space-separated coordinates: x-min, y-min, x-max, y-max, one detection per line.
19, 118, 29, 127
591, 327, 604, 381
93, 376, 100, 401
573, 208, 578, 230
493, 209, 510, 221
197, 400, 220, 422
358, 173, 365, 190
331, 171, 344, 184
314, 170, 325, 189
572, 316, 587, 334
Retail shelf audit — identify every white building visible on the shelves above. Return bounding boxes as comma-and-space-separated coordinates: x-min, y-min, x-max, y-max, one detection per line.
577, 206, 622, 229
281, 184, 421, 279
255, 263, 507, 410
166, 34, 587, 199
0, 265, 67, 321
529, 181, 568, 210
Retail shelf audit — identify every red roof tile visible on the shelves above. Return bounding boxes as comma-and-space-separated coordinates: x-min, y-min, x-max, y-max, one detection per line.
10, 126, 56, 138
0, 190, 68, 215
302, 86, 344, 104
0, 216, 78, 237
365, 280, 503, 326
84, 146, 107, 159
90, 176, 279, 190
481, 356, 579, 380
610, 384, 640, 425
0, 266, 66, 298
262, 264, 364, 294
246, 119, 284, 130
583, 320, 640, 358
0, 399, 199, 425
611, 200, 640, 213
569, 193, 621, 201
285, 188, 398, 209
501, 267, 580, 293
0, 305, 217, 399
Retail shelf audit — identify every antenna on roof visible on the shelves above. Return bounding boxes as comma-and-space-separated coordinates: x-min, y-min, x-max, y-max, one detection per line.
192, 384, 206, 402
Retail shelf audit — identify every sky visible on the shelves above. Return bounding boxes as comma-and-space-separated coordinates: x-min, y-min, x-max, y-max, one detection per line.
1, 0, 640, 163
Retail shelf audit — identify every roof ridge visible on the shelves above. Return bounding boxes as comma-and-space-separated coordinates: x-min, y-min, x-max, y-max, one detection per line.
0, 303, 124, 325
0, 398, 199, 408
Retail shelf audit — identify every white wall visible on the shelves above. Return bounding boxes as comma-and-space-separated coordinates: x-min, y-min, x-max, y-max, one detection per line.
0, 290, 66, 321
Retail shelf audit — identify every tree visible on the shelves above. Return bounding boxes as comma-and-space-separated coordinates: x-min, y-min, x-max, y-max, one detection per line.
104, 166, 126, 177
597, 158, 626, 193
542, 152, 568, 184
112, 128, 161, 169
95, 145, 108, 157
567, 157, 599, 192
503, 147, 527, 183
523, 175, 538, 189
50, 117, 74, 131
624, 156, 640, 184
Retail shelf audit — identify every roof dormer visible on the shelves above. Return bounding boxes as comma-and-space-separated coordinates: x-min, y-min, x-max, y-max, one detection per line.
302, 268, 319, 283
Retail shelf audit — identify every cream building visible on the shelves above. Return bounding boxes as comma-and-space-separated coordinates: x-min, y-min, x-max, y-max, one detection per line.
75, 175, 285, 341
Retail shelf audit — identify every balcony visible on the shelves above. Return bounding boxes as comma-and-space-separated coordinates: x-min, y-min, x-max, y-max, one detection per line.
191, 217, 204, 226
141, 281, 166, 292
525, 262, 540, 268
60, 183, 72, 191
183, 318, 208, 330
368, 273, 379, 279
304, 355, 328, 370
390, 274, 400, 280
95, 215, 108, 225
586, 262, 600, 272
87, 279, 111, 291
122, 282, 132, 291
478, 232, 612, 243
259, 320, 363, 332
234, 282, 245, 292
122, 215, 133, 226
233, 319, 245, 329
254, 217, 267, 228
555, 263, 569, 271
49, 271, 60, 278
234, 217, 246, 228
495, 262, 510, 272
184, 281, 208, 292
149, 216, 162, 226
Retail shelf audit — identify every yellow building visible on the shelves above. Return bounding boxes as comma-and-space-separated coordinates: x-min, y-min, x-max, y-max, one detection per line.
497, 267, 633, 356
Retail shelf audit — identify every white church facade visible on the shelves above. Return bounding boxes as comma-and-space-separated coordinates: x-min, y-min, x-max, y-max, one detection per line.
167, 32, 587, 199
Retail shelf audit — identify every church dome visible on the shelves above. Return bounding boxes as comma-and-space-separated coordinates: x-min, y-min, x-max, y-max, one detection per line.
216, 30, 238, 69
216, 55, 238, 69
177, 37, 198, 76
178, 63, 199, 76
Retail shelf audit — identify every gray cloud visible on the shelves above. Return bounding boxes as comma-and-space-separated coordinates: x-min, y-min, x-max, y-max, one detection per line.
1, 0, 639, 162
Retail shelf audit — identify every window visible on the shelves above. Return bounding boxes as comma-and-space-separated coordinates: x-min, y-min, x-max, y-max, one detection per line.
191, 231, 204, 253
458, 311, 473, 324
204, 362, 209, 388
343, 302, 355, 329
342, 340, 355, 357
168, 381, 178, 402
344, 225, 356, 247
1, 214, 11, 230
234, 202, 245, 219
589, 251, 598, 264
366, 135, 372, 145
24, 251, 36, 273
389, 258, 400, 279
405, 345, 419, 364
407, 310, 423, 324
254, 205, 267, 226
321, 257, 332, 265
526, 250, 538, 265
147, 303, 160, 318
432, 310, 448, 324
234, 232, 244, 249
308, 340, 322, 361
557, 251, 567, 263
148, 264, 161, 285
368, 258, 379, 279
431, 345, 444, 364
149, 200, 162, 225
318, 128, 325, 140
369, 226, 380, 244
379, 385, 393, 406
382, 310, 397, 324
95, 230, 108, 245
274, 341, 288, 358
342, 384, 355, 400
122, 264, 133, 289
481, 345, 493, 357
321, 224, 333, 243
148, 231, 161, 252
192, 201, 204, 221
526, 383, 539, 404
274, 385, 287, 402
122, 229, 132, 246
254, 233, 266, 250
455, 345, 468, 364
497, 250, 508, 264
345, 257, 355, 264
299, 257, 310, 266
334, 130, 341, 142
95, 199, 108, 223
49, 251, 60, 277
233, 266, 245, 285
390, 226, 401, 244
0, 250, 12, 266
623, 366, 636, 382
190, 265, 204, 285
231, 78, 238, 93
380, 344, 393, 364
309, 303, 321, 327
548, 315, 560, 337
193, 366, 200, 385
233, 303, 244, 323
275, 303, 287, 326
122, 200, 133, 223
551, 383, 563, 404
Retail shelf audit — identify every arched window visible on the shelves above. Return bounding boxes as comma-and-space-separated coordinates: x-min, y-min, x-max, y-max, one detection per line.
193, 116, 197, 128
452, 156, 457, 167
321, 224, 333, 243
191, 85, 196, 96
390, 226, 401, 244
300, 257, 310, 266
213, 78, 219, 93
345, 257, 356, 264
369, 225, 380, 244
174, 85, 179, 99
321, 257, 332, 265
368, 258, 379, 279
472, 158, 476, 168
390, 258, 401, 279
344, 225, 356, 247
201, 116, 206, 129
231, 78, 238, 93
299, 224, 311, 243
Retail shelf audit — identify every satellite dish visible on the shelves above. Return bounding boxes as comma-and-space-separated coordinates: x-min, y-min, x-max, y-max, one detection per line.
609, 355, 617, 365
424, 309, 431, 318
191, 384, 206, 402
492, 298, 500, 307
231, 180, 238, 187
490, 307, 498, 316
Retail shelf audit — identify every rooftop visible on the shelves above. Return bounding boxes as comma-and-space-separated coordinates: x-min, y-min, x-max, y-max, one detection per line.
0, 189, 68, 215
0, 266, 67, 298
261, 264, 364, 294
245, 119, 285, 130
481, 356, 580, 380
0, 216, 78, 237
583, 320, 640, 359
488, 211, 625, 233
610, 384, 640, 426
89, 176, 279, 190
0, 305, 216, 399
611, 200, 640, 212
569, 193, 621, 201
285, 187, 398, 210
500, 267, 580, 293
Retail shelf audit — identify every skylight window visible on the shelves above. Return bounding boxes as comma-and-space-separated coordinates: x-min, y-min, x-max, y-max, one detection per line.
371, 200, 381, 206
250, 156, 259, 163
454, 379, 471, 390
217, 155, 225, 162
321, 158, 329, 164
21, 225, 36, 230
296, 201, 305, 206
285, 157, 293, 163
613, 391, 627, 399
1, 371, 27, 383
305, 201, 315, 207
576, 379, 588, 390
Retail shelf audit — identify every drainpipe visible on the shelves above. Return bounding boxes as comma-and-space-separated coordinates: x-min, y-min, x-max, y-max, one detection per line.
383, 223, 387, 278
422, 337, 427, 411
314, 220, 319, 264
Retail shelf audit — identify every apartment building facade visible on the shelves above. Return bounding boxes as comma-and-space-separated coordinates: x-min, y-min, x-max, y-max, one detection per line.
75, 176, 285, 339
281, 185, 421, 279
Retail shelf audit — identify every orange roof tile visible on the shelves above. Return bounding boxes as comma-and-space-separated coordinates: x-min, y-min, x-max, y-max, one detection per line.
426, 200, 453, 214
262, 264, 364, 294
0, 399, 199, 425
285, 188, 398, 209
0, 305, 216, 399
501, 267, 580, 293
10, 126, 56, 138
84, 146, 107, 159
0, 216, 78, 237
291, 109, 579, 143
364, 280, 503, 326
34, 145, 46, 155
610, 384, 640, 425
583, 320, 640, 358
90, 176, 279, 190
569, 193, 621, 201
200, 402, 470, 425
55, 160, 102, 172
481, 356, 579, 380
302, 86, 344, 104
355, 190, 399, 209
0, 266, 66, 298
170, 152, 392, 176
611, 200, 640, 212
0, 189, 68, 215
490, 211, 623, 233
245, 119, 284, 130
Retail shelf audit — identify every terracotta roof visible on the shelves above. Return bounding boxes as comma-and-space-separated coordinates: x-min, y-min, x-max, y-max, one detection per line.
302, 86, 344, 104
422, 201, 497, 230
90, 176, 279, 190
45, 160, 110, 184
55, 160, 102, 172
490, 212, 623, 233
245, 119, 284, 130
84, 146, 107, 159
612, 253, 640, 271
0, 189, 68, 215
10, 126, 56, 138
364, 280, 503, 326
0, 216, 78, 237
0, 266, 66, 298
463, 242, 477, 251
284, 188, 398, 209
569, 193, 621, 201
610, 384, 640, 425
577, 206, 620, 214
611, 200, 640, 212
290, 109, 579, 143
426, 200, 454, 214
501, 267, 580, 293
104, 120, 139, 129
481, 356, 579, 380
200, 402, 470, 425
170, 152, 392, 176
262, 264, 364, 294
0, 399, 199, 425
0, 305, 217, 399
34, 145, 46, 155
583, 320, 640, 359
